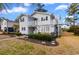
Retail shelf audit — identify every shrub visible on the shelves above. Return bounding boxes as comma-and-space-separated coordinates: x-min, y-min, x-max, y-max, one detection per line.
67, 26, 74, 32
15, 32, 21, 36
67, 25, 79, 32
67, 25, 79, 36
74, 27, 79, 36
62, 28, 69, 32
28, 33, 56, 42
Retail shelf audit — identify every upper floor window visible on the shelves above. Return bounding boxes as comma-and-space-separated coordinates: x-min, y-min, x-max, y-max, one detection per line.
46, 16, 48, 20
20, 17, 24, 22
41, 16, 48, 21
34, 18, 38, 20
41, 17, 43, 21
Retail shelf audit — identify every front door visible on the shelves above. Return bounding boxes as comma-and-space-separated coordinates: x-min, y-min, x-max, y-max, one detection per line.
28, 27, 35, 34
54, 25, 58, 36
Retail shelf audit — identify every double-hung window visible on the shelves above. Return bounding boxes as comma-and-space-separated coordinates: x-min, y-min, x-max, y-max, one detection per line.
46, 16, 48, 20
41, 16, 48, 21
22, 27, 26, 31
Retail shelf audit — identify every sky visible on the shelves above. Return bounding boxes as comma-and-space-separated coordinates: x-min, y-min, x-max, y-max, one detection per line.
0, 3, 70, 24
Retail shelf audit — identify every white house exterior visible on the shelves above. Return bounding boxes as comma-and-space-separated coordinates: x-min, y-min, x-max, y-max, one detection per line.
19, 15, 33, 34
0, 18, 16, 31
19, 11, 61, 36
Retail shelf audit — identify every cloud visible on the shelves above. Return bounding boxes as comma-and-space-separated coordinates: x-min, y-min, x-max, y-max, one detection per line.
43, 3, 55, 6
24, 3, 31, 6
8, 7, 27, 13
66, 15, 74, 18
55, 5, 68, 10
0, 9, 7, 14
1, 7, 27, 14
44, 3, 55, 5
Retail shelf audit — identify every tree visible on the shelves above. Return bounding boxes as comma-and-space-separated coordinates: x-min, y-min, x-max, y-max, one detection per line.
67, 3, 79, 15
65, 16, 74, 26
0, 3, 3, 11
13, 24, 19, 32
0, 3, 10, 12
32, 3, 47, 12
67, 3, 79, 25
15, 14, 25, 22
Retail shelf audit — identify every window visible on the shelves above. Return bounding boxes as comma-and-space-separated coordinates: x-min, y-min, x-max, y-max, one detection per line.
20, 17, 24, 22
46, 26, 49, 31
24, 27, 26, 31
46, 16, 48, 20
34, 18, 37, 20
41, 17, 43, 21
5, 22, 7, 25
22, 27, 26, 31
41, 16, 48, 21
44, 26, 45, 32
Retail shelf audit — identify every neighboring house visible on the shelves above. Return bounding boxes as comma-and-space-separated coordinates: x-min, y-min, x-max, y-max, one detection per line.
0, 17, 16, 32
19, 11, 61, 36
60, 24, 70, 29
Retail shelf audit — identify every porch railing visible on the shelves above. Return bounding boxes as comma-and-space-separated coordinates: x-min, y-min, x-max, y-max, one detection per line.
28, 21, 37, 27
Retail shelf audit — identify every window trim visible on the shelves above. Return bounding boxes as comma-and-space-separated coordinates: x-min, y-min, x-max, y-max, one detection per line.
41, 16, 48, 21
22, 27, 26, 31
46, 16, 48, 20
20, 17, 24, 22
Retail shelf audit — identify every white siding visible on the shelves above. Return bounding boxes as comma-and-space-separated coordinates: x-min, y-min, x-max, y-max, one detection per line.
19, 12, 61, 36
32, 12, 56, 33
32, 13, 51, 25
1, 20, 7, 31
19, 16, 28, 34
1, 20, 15, 31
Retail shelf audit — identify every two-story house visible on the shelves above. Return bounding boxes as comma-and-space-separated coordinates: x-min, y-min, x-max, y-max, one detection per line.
18, 4, 61, 36
19, 12, 61, 36
0, 17, 16, 32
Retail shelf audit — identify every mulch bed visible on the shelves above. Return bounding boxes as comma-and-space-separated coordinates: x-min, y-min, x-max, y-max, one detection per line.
17, 37, 59, 46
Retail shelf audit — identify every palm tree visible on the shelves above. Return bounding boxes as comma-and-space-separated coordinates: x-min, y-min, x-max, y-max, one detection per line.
67, 3, 78, 15
65, 16, 74, 26
67, 3, 79, 25
0, 3, 3, 10
0, 3, 10, 12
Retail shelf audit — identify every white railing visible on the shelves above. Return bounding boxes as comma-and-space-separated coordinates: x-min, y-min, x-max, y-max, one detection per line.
28, 21, 37, 27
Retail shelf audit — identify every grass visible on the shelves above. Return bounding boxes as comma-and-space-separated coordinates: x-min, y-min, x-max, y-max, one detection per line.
0, 39, 47, 55
0, 32, 79, 54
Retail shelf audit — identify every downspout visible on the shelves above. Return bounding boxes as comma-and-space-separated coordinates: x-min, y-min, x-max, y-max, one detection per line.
7, 20, 8, 33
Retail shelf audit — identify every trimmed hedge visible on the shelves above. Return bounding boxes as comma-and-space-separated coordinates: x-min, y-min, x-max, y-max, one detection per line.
28, 33, 56, 42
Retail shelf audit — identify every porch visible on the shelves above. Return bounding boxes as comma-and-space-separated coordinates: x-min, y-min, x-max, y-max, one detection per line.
28, 27, 37, 34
